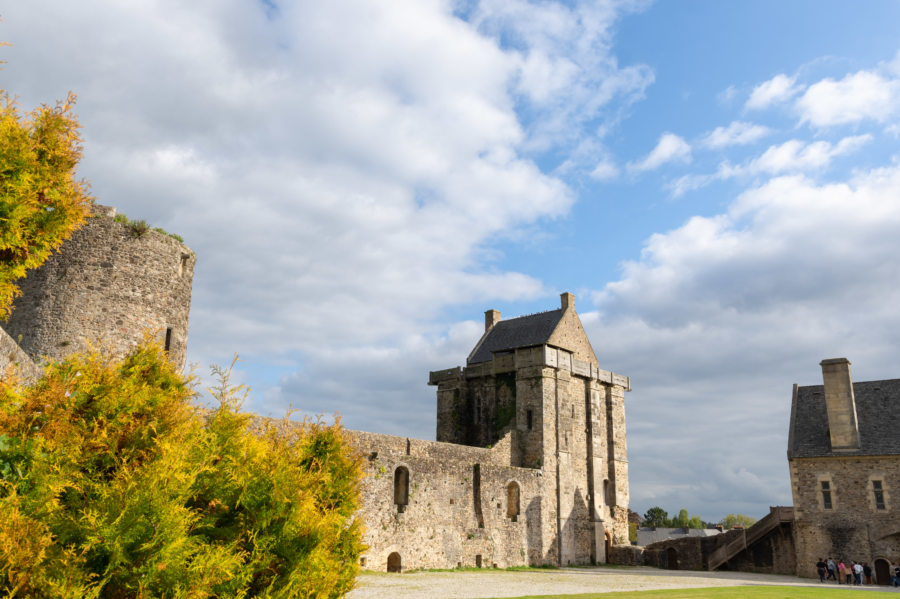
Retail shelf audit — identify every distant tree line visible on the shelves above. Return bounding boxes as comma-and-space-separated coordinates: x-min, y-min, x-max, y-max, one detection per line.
640, 507, 757, 529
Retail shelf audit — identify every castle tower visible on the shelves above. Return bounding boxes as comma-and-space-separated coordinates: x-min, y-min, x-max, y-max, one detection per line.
1, 205, 195, 369
429, 293, 631, 565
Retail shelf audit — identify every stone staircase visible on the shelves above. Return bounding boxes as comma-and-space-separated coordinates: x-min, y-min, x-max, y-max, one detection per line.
707, 506, 794, 571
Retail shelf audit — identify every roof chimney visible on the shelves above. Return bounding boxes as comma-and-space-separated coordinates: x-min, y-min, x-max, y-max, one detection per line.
484, 309, 501, 332
820, 358, 860, 451
560, 292, 574, 311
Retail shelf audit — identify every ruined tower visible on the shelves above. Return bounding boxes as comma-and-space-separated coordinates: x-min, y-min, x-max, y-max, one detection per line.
1, 205, 195, 369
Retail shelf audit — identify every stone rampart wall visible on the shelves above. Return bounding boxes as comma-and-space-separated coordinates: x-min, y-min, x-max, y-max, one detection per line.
2, 206, 195, 369
348, 429, 547, 571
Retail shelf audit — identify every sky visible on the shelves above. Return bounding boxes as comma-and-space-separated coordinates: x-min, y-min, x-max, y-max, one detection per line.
3, 0, 900, 522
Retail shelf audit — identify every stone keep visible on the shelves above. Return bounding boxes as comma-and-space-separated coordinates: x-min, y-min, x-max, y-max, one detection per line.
1, 205, 195, 370
788, 358, 900, 582
352, 293, 631, 572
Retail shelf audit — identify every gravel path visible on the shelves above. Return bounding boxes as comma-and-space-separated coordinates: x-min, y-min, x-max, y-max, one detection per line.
349, 566, 895, 598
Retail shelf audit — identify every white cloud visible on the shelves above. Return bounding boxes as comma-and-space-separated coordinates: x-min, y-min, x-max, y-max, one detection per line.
745, 74, 803, 110
700, 121, 771, 149
629, 132, 691, 173
590, 158, 619, 181
747, 134, 872, 174
668, 134, 872, 197
468, 0, 654, 158
797, 70, 900, 127
717, 85, 737, 105
591, 163, 900, 515
0, 0, 581, 414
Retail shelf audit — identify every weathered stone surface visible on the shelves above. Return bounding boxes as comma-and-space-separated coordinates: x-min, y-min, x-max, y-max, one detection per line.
2, 205, 195, 369
0, 327, 41, 382
787, 359, 900, 580
355, 294, 632, 572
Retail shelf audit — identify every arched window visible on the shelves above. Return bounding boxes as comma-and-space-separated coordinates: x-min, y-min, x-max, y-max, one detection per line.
394, 466, 409, 513
507, 482, 520, 521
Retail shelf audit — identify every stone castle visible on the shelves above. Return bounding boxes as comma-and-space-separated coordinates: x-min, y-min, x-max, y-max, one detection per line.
351, 293, 632, 571
0, 207, 633, 573
6, 204, 893, 579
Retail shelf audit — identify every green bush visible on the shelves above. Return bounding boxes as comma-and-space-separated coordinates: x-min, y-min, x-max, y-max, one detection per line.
0, 344, 363, 598
0, 91, 92, 318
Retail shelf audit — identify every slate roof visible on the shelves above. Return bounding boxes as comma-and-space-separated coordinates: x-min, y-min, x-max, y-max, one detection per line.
468, 309, 564, 365
789, 378, 900, 458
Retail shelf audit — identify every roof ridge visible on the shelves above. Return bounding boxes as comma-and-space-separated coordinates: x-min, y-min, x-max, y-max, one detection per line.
495, 307, 562, 324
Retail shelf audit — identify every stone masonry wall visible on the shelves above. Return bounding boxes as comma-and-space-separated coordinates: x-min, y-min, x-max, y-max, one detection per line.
2, 205, 195, 369
791, 455, 900, 578
0, 327, 41, 382
349, 430, 547, 572
430, 342, 631, 567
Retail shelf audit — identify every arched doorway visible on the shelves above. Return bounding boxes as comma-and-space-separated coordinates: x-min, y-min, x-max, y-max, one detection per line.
875, 558, 890, 585
604, 532, 611, 564
666, 547, 678, 570
387, 552, 402, 573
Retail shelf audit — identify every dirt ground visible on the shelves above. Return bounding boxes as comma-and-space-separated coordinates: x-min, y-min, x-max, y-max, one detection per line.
349, 566, 894, 598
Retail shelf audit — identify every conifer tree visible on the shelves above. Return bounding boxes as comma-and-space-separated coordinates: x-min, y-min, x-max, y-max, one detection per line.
0, 344, 364, 597
0, 90, 92, 318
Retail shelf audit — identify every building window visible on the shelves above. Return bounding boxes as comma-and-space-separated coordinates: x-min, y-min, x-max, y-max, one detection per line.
394, 466, 409, 513
820, 480, 832, 510
507, 482, 520, 521
526, 409, 533, 431
164, 327, 173, 352
873, 480, 886, 510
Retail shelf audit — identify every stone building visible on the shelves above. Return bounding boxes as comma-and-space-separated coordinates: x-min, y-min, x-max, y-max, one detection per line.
788, 358, 900, 582
0, 211, 633, 574
352, 293, 632, 571
0, 204, 195, 374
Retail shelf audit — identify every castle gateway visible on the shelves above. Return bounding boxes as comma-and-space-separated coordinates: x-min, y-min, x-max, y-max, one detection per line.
351, 293, 631, 572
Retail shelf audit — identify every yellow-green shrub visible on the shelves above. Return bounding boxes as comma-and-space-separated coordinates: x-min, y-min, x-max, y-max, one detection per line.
0, 91, 92, 318
0, 344, 363, 598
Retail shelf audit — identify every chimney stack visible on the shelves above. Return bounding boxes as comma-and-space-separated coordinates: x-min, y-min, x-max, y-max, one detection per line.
561, 292, 574, 311
820, 358, 860, 451
485, 309, 501, 332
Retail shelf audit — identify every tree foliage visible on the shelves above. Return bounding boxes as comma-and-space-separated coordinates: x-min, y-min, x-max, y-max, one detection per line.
642, 506, 707, 529
643, 507, 668, 528
719, 513, 758, 529
0, 344, 364, 598
0, 91, 92, 318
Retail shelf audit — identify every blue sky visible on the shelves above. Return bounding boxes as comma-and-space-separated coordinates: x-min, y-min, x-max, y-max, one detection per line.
3, 0, 900, 521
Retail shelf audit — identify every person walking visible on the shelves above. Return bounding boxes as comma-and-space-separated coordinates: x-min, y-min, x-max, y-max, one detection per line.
816, 558, 827, 583
837, 559, 847, 584
892, 562, 900, 587
853, 561, 864, 585
826, 557, 837, 582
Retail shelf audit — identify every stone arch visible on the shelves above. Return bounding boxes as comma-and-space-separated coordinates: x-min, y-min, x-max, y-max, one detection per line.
666, 547, 678, 570
507, 481, 520, 521
394, 466, 409, 513
387, 552, 402, 573
604, 531, 611, 564
875, 558, 891, 585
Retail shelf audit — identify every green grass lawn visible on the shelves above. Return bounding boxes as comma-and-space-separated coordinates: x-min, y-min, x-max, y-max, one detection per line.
479, 586, 883, 599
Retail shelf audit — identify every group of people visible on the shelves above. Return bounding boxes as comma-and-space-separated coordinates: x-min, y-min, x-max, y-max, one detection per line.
815, 557, 900, 586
